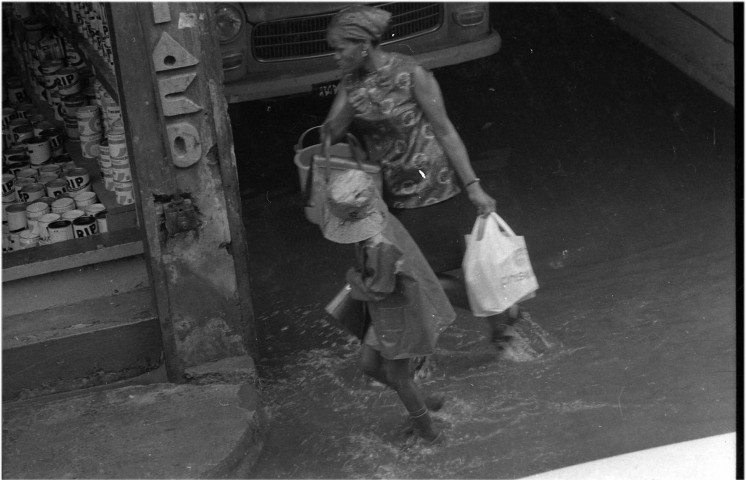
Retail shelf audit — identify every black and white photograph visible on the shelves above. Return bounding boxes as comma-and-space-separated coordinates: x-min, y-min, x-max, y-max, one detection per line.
1, 2, 740, 479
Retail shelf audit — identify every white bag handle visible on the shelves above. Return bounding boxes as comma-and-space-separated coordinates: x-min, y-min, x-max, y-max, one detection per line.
491, 212, 517, 236
474, 212, 517, 241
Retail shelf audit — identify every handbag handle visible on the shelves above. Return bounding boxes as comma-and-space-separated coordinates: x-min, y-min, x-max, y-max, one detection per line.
295, 125, 322, 152
322, 130, 367, 184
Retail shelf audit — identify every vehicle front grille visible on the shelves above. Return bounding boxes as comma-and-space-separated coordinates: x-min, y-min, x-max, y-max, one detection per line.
252, 3, 442, 62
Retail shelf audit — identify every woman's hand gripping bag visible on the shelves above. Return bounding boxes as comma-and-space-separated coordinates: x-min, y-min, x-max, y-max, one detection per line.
462, 213, 539, 316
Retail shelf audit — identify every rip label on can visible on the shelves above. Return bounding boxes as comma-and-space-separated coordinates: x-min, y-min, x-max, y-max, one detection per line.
73, 217, 98, 237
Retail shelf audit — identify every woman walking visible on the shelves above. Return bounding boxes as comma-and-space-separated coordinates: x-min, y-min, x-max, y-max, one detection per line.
321, 6, 524, 352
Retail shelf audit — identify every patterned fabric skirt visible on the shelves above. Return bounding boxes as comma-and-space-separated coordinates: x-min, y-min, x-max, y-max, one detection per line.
389, 192, 475, 274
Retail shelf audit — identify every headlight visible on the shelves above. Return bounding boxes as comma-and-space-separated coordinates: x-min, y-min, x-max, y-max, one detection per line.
452, 7, 486, 27
215, 4, 243, 43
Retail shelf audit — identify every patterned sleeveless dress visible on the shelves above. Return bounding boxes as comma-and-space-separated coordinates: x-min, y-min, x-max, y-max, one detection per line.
340, 52, 462, 210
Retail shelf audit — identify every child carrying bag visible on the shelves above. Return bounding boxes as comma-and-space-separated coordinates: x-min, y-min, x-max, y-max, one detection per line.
462, 212, 539, 316
324, 283, 367, 340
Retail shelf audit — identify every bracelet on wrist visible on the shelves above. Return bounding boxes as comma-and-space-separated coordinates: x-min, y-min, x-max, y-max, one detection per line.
464, 177, 481, 188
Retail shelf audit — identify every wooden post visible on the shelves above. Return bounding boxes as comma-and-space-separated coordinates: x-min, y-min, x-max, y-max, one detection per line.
108, 3, 256, 381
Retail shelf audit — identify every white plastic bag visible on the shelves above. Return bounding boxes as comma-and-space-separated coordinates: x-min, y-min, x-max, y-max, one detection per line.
462, 212, 539, 316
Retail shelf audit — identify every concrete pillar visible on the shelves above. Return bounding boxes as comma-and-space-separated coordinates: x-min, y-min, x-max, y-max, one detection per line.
109, 3, 256, 381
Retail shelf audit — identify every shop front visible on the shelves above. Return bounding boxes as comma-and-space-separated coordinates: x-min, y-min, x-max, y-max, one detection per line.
2, 3, 256, 401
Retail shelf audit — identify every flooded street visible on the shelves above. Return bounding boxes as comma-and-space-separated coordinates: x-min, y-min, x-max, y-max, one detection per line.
230, 4, 737, 478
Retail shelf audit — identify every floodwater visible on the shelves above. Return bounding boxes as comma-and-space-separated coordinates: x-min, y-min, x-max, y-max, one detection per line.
230, 4, 738, 478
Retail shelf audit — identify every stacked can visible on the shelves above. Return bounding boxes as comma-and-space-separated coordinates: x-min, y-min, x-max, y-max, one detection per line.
72, 214, 98, 238
101, 91, 121, 132
38, 172, 58, 188
93, 80, 106, 127
2, 173, 19, 204
73, 190, 97, 210
68, 3, 114, 70
33, 162, 66, 199
2, 107, 17, 149
14, 103, 37, 120
82, 85, 97, 105
54, 66, 81, 97
51, 196, 75, 215
12, 178, 34, 204
35, 26, 66, 65
97, 138, 114, 190
4, 146, 31, 173
64, 166, 91, 195
40, 59, 64, 107
5, 77, 29, 106
64, 110, 79, 141
26, 200, 50, 238
2, 106, 17, 128
107, 127, 133, 204
37, 212, 60, 244
76, 105, 102, 159
45, 177, 68, 198
8, 117, 33, 145
61, 36, 84, 69
23, 135, 53, 169
31, 117, 54, 136
18, 182, 45, 203
39, 126, 66, 156
5, 203, 28, 246
16, 166, 37, 180
60, 92, 86, 125
22, 17, 46, 100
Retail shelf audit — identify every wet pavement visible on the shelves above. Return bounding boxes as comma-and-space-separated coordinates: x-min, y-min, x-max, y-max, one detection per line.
230, 4, 738, 478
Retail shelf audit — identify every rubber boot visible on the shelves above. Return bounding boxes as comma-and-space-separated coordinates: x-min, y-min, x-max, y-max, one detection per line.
410, 407, 444, 445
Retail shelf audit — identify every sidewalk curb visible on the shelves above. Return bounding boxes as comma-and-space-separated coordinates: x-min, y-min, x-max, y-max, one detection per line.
2, 381, 269, 479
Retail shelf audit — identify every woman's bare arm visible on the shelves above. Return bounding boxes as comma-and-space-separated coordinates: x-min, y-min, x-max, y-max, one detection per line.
322, 84, 355, 145
412, 66, 496, 216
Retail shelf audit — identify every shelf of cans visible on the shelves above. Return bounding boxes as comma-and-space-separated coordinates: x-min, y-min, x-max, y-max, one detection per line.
2, 4, 137, 252
5, 2, 118, 107
59, 3, 115, 72
3, 86, 135, 251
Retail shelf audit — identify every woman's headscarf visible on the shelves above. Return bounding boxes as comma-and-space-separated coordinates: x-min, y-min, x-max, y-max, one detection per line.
326, 5, 392, 44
